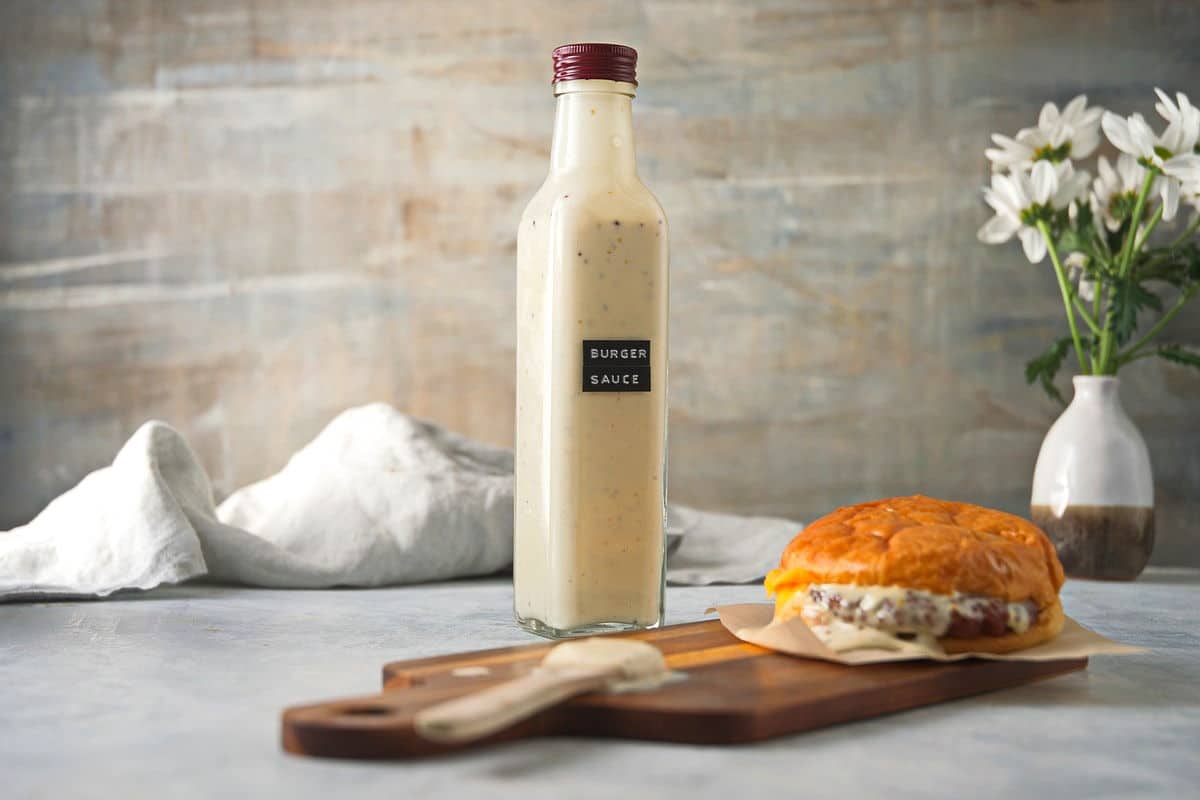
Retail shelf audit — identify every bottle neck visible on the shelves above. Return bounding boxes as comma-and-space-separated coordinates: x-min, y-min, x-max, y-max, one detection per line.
1071, 376, 1121, 407
550, 80, 638, 175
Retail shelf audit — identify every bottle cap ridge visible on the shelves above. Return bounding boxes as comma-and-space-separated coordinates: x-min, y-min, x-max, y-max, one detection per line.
552, 43, 637, 86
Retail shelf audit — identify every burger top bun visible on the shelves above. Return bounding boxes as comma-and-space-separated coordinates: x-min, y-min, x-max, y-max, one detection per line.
768, 495, 1065, 610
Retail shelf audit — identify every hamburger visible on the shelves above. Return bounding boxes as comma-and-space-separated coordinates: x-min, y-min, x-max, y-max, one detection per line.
765, 495, 1066, 654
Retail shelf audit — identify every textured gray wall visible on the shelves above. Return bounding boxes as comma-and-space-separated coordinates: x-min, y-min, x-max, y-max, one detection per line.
1, 1, 1198, 564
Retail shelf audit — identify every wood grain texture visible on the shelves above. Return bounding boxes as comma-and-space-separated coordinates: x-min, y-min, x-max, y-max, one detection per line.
1, 1, 1198, 563
282, 618, 1086, 759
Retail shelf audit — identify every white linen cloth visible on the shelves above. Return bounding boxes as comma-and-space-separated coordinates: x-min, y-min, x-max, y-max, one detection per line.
0, 404, 800, 600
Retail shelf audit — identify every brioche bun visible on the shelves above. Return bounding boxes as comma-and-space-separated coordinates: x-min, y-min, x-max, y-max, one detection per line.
766, 495, 1066, 653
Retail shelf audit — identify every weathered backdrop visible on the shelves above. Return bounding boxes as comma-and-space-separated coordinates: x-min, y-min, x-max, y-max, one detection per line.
2, 1, 1198, 565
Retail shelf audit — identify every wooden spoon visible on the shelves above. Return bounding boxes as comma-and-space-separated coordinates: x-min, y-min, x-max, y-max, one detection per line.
413, 637, 668, 744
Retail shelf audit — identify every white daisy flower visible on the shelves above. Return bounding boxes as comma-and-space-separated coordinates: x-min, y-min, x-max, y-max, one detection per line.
1039, 94, 1105, 158
1154, 89, 1200, 196
978, 161, 1090, 263
1090, 154, 1154, 231
1153, 89, 1200, 157
985, 95, 1104, 171
1054, 159, 1094, 208
1101, 90, 1200, 221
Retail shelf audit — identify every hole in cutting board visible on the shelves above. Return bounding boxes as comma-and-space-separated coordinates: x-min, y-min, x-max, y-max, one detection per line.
342, 705, 392, 717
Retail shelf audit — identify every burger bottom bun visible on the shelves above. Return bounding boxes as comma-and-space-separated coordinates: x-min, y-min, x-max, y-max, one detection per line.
940, 598, 1064, 654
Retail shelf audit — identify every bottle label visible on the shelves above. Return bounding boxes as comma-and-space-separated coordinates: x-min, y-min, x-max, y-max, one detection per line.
582, 339, 651, 392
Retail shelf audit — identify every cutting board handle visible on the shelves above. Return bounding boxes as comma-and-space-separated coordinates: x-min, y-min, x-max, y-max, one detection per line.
413, 665, 613, 744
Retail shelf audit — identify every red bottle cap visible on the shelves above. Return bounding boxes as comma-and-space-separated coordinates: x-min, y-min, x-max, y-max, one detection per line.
552, 43, 638, 86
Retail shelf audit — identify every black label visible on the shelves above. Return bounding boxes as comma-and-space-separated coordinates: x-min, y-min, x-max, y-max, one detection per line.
582, 339, 651, 392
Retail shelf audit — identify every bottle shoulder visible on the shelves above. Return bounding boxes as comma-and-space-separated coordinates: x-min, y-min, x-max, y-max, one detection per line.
521, 173, 666, 228
519, 179, 557, 223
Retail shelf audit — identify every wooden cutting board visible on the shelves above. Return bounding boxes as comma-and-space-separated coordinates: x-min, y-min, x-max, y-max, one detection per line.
281, 618, 1086, 759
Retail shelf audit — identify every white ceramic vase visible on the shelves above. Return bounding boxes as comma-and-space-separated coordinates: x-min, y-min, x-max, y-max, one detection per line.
1030, 376, 1155, 579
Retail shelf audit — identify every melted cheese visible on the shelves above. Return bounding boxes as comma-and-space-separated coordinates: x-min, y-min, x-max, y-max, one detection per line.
803, 583, 1035, 639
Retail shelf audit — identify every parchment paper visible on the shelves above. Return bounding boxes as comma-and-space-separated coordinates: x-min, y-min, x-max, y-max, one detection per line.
713, 604, 1144, 665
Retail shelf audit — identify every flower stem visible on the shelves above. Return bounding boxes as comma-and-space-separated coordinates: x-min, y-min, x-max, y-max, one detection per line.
1115, 284, 1199, 367
1097, 170, 1158, 374
1120, 348, 1160, 365
1135, 204, 1164, 252
1166, 212, 1200, 251
1118, 171, 1157, 277
1135, 212, 1200, 277
1037, 220, 1089, 374
1072, 295, 1101, 334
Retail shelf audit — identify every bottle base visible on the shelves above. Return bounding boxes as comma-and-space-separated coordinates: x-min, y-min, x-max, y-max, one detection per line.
515, 613, 663, 640
1030, 503, 1155, 580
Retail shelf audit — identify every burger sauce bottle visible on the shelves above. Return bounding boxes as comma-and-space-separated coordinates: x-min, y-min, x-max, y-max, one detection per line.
513, 44, 669, 638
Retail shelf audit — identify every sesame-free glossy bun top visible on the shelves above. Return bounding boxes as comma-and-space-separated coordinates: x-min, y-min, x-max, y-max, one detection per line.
768, 495, 1065, 608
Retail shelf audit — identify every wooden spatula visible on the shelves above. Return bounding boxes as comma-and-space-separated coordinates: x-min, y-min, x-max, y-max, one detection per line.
413, 637, 668, 744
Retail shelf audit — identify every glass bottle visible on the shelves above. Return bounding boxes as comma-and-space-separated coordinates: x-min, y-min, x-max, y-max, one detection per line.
513, 43, 669, 637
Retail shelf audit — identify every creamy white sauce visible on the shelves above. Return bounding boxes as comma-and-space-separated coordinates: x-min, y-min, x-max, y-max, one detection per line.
809, 619, 939, 654
1007, 602, 1032, 633
607, 670, 687, 693
513, 78, 669, 635
537, 637, 676, 692
803, 583, 1035, 637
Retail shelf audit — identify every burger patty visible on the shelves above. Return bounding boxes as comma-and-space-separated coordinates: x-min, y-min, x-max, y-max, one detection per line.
805, 584, 1040, 638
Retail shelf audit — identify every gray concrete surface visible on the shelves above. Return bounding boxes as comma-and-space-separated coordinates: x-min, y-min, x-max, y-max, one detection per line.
2, 572, 1197, 799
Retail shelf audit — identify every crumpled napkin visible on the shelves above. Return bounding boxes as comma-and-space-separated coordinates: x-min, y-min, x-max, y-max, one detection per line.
0, 404, 800, 600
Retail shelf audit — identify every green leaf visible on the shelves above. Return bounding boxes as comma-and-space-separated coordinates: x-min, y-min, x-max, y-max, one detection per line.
1157, 343, 1200, 370
1134, 241, 1200, 287
1074, 200, 1095, 230
1106, 281, 1140, 346
1131, 283, 1163, 312
1184, 242, 1200, 284
1104, 279, 1164, 347
1056, 229, 1091, 260
1135, 253, 1186, 284
1025, 337, 1073, 405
